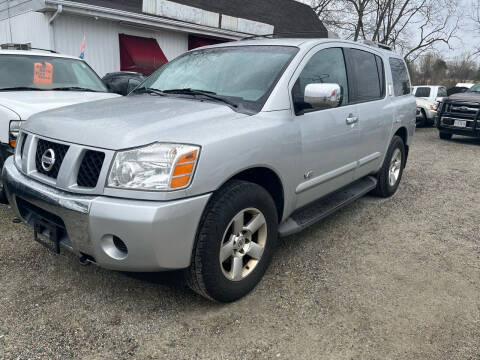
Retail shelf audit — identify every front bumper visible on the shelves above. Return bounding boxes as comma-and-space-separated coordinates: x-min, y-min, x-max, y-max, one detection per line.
2, 157, 211, 271
437, 115, 480, 138
0, 142, 14, 192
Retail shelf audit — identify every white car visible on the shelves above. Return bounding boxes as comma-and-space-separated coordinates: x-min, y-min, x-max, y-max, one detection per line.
0, 46, 120, 202
413, 85, 447, 126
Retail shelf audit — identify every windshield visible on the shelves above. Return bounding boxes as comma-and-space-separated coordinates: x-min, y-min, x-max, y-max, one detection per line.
467, 83, 480, 93
0, 54, 108, 92
138, 45, 299, 113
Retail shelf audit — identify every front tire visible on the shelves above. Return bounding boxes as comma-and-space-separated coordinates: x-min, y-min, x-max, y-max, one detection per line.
439, 132, 453, 140
373, 135, 405, 198
187, 180, 278, 302
416, 110, 427, 127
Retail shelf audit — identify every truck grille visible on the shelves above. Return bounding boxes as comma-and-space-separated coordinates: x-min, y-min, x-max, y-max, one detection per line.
19, 133, 112, 194
35, 139, 69, 179
443, 102, 480, 119
77, 150, 105, 188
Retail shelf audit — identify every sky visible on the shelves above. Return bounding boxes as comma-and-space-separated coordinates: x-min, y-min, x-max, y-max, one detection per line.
299, 0, 479, 60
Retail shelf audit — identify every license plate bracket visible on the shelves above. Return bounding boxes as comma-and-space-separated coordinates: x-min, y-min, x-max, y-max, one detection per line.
454, 119, 467, 128
34, 219, 61, 254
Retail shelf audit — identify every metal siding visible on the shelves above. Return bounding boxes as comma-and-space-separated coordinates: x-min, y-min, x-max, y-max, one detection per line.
0, 0, 38, 21
53, 14, 188, 77
3, 11, 50, 48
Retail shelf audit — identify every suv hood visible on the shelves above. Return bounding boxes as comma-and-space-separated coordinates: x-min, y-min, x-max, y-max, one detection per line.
0, 91, 120, 120
23, 95, 248, 150
447, 92, 480, 102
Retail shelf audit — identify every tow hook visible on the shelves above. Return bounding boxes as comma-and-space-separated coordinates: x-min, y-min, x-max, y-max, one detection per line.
79, 254, 92, 266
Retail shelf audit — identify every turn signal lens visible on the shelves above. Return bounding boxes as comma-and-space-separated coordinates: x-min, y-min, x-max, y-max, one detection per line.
9, 139, 16, 148
173, 163, 194, 176
170, 150, 199, 189
171, 176, 190, 188
177, 150, 198, 163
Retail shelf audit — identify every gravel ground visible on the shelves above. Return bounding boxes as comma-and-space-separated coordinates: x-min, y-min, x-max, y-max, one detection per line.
0, 127, 479, 360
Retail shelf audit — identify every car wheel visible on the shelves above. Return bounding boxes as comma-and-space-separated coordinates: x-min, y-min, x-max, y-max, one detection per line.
187, 180, 278, 302
439, 132, 453, 140
416, 110, 427, 127
372, 135, 405, 198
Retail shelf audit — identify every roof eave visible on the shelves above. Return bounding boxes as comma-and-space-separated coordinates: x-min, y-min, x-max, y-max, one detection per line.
39, 0, 247, 40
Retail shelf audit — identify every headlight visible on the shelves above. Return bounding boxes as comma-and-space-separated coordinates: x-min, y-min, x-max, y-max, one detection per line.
9, 120, 21, 147
107, 143, 200, 191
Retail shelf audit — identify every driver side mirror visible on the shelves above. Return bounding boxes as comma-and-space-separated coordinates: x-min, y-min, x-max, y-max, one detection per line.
304, 83, 343, 110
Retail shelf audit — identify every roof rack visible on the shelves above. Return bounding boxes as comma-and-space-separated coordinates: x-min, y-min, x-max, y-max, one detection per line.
241, 31, 330, 41
359, 40, 392, 51
0, 43, 57, 53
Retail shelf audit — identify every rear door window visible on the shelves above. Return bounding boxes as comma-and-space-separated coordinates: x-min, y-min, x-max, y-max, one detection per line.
437, 87, 447, 97
414, 87, 431, 98
345, 48, 385, 103
390, 58, 411, 96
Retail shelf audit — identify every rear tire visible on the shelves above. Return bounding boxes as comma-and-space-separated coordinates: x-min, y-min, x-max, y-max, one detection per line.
439, 132, 452, 140
373, 135, 405, 198
187, 180, 278, 302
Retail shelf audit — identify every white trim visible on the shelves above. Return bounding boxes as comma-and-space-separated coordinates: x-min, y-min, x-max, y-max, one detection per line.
143, 0, 219, 29
39, 0, 246, 40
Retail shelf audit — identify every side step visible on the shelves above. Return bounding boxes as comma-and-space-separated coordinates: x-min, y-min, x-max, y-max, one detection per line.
278, 176, 377, 237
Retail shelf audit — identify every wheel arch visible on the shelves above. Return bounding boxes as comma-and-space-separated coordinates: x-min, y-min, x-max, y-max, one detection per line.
394, 126, 409, 164
219, 166, 285, 222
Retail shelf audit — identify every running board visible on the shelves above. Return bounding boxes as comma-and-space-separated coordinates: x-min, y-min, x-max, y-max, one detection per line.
279, 176, 377, 237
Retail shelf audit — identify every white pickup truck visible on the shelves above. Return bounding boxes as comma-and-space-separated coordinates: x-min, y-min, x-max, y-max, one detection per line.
0, 46, 119, 202
413, 85, 447, 126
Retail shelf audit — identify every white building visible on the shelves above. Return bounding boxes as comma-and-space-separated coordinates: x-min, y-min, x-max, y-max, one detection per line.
0, 0, 327, 76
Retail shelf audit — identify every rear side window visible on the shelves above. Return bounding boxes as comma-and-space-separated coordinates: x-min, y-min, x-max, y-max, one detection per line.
415, 87, 431, 98
345, 49, 385, 102
438, 87, 447, 97
390, 58, 411, 96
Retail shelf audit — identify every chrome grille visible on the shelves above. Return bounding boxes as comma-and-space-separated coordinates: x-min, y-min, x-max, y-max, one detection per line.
444, 102, 480, 120
18, 133, 114, 194
35, 139, 69, 179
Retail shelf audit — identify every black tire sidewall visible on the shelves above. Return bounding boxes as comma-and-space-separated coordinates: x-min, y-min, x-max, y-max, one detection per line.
195, 181, 278, 302
417, 110, 427, 127
377, 136, 405, 197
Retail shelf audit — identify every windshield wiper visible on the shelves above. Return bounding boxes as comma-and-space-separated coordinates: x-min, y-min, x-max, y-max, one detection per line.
163, 88, 238, 108
51, 87, 101, 92
132, 87, 166, 96
0, 87, 48, 91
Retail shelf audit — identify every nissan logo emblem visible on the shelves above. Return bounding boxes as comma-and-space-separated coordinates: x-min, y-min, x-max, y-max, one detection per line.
41, 149, 56, 172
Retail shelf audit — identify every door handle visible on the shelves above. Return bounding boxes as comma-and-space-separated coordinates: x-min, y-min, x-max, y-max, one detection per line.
346, 115, 359, 125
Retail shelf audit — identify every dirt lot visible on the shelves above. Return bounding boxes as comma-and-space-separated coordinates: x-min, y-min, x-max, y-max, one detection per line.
0, 127, 479, 360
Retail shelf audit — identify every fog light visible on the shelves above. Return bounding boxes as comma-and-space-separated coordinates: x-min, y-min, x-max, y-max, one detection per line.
100, 235, 128, 260
113, 236, 128, 255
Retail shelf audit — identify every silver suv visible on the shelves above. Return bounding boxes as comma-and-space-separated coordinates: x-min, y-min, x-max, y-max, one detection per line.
2, 38, 416, 302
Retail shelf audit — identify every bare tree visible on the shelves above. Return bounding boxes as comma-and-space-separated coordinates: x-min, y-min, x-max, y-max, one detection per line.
470, 0, 480, 56
308, 0, 461, 62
